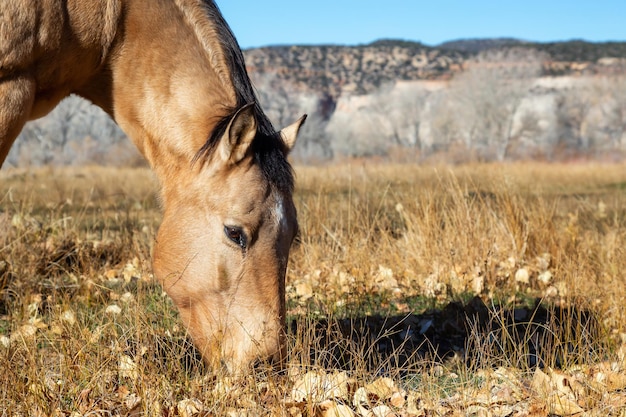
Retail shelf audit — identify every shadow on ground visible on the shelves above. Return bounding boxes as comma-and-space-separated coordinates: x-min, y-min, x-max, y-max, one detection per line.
289, 296, 602, 374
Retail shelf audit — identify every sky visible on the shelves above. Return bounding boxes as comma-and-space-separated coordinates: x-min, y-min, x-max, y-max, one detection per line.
216, 1, 626, 49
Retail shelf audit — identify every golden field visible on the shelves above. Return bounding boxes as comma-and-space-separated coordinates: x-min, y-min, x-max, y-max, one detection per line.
1, 162, 626, 416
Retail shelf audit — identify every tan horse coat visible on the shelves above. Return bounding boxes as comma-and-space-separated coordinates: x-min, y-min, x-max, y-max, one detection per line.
1, 0, 304, 372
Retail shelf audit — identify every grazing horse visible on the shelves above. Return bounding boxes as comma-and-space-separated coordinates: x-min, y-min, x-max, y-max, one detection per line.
0, 0, 306, 372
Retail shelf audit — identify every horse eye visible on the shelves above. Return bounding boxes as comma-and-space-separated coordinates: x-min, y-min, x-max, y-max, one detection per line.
224, 225, 247, 249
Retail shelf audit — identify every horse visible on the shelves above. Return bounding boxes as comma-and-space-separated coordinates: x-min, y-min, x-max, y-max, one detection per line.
0, 0, 306, 372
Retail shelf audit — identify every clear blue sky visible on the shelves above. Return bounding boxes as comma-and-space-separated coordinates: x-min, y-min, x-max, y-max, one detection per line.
216, 1, 626, 49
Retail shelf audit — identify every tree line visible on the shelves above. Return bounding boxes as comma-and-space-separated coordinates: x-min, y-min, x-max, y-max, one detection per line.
6, 48, 626, 167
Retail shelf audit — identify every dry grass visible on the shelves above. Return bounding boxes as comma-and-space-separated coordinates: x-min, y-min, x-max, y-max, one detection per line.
1, 162, 626, 415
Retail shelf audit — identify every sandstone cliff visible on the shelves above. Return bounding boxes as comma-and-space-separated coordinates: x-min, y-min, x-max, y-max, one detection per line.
243, 39, 626, 98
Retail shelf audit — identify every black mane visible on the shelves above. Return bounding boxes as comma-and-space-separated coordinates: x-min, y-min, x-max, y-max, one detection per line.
194, 1, 294, 194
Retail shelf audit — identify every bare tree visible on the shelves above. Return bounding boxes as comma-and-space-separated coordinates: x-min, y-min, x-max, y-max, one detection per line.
446, 48, 546, 160
595, 75, 626, 153
325, 81, 432, 158
554, 85, 594, 156
252, 71, 334, 161
369, 82, 431, 150
8, 96, 132, 167
553, 76, 622, 158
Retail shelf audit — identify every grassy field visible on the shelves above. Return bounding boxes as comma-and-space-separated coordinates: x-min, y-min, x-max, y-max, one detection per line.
1, 162, 626, 416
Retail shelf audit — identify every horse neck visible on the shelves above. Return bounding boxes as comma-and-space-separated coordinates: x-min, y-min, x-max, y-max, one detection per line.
104, 0, 239, 187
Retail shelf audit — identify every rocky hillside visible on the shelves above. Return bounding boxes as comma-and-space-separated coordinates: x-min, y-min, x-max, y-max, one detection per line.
244, 41, 466, 97
244, 39, 626, 98
240, 39, 626, 162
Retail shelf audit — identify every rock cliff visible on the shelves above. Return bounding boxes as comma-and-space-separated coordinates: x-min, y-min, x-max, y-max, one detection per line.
244, 39, 626, 98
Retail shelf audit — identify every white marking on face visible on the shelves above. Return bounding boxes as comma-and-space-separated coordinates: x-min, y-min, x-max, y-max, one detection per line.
272, 195, 287, 230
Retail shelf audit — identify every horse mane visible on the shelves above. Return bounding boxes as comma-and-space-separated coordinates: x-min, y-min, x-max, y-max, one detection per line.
185, 0, 293, 193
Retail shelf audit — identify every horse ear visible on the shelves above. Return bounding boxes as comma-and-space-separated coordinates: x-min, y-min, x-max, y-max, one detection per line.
219, 104, 257, 164
280, 114, 307, 154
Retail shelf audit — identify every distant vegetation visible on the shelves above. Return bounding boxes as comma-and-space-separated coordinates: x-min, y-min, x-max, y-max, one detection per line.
384, 38, 626, 61
7, 38, 626, 166
521, 40, 626, 62
437, 37, 525, 54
